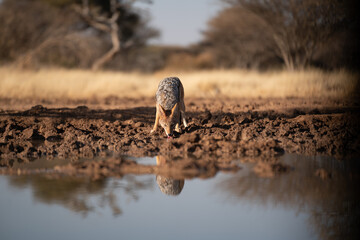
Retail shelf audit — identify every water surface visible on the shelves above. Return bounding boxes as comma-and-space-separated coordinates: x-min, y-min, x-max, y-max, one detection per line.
0, 154, 359, 240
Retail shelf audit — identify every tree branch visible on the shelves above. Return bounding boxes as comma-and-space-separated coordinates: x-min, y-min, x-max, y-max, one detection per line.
73, 5, 111, 32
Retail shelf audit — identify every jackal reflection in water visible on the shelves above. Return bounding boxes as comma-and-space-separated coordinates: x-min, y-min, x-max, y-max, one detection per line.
156, 156, 185, 196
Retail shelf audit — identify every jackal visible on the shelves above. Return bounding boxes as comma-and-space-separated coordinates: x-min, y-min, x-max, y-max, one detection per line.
151, 77, 187, 138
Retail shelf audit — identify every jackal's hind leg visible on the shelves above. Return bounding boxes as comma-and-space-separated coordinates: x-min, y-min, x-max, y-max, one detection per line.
180, 100, 187, 128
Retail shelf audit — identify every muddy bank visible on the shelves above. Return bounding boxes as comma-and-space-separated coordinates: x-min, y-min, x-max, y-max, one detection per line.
0, 97, 359, 172
1, 155, 242, 180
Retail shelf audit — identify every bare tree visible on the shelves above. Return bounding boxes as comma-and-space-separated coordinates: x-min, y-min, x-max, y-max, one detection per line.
0, 0, 158, 70
74, 0, 151, 70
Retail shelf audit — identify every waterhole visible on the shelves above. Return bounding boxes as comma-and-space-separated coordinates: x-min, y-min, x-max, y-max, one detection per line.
0, 154, 359, 240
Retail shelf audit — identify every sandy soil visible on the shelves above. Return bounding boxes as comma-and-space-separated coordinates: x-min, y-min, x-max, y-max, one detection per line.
0, 97, 359, 177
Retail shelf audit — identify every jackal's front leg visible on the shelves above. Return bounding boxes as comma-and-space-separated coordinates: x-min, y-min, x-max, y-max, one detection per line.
151, 105, 160, 134
175, 120, 181, 133
180, 100, 187, 128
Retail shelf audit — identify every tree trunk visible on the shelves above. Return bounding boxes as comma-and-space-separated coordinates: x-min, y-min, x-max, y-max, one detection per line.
91, 19, 120, 70
76, 0, 122, 71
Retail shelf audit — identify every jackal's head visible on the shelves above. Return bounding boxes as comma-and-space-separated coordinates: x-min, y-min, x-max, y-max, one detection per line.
159, 103, 179, 138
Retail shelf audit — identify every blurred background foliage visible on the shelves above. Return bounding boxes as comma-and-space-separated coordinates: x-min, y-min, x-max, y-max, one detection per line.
203, 0, 360, 71
0, 0, 359, 71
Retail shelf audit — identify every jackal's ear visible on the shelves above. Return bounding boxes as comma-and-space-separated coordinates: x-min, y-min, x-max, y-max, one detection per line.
158, 104, 166, 116
170, 103, 178, 116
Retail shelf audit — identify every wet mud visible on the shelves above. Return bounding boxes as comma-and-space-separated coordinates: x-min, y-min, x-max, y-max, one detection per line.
0, 97, 359, 176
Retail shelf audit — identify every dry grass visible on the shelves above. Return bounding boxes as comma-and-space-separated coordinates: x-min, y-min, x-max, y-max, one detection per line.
0, 67, 358, 100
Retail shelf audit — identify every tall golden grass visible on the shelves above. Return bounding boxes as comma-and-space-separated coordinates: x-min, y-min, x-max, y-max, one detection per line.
0, 67, 358, 100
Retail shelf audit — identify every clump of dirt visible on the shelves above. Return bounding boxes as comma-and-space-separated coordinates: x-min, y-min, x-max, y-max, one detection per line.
0, 97, 359, 175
